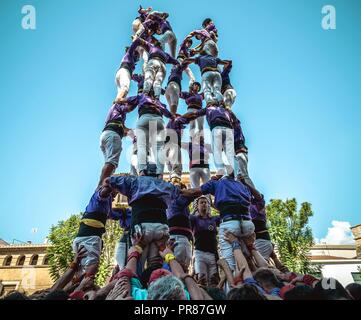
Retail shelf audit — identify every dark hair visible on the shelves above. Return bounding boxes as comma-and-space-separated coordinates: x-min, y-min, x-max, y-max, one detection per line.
227, 284, 267, 300
2, 291, 29, 300
346, 283, 361, 300
313, 278, 352, 300
140, 263, 163, 288
43, 290, 69, 300
284, 285, 315, 300
202, 18, 212, 28
253, 268, 283, 289
203, 287, 226, 300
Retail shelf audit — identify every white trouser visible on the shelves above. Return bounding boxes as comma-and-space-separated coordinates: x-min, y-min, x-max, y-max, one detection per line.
115, 68, 131, 97
235, 152, 256, 189
143, 58, 167, 97
194, 250, 218, 281
211, 126, 235, 176
170, 235, 192, 271
223, 88, 237, 109
165, 81, 180, 113
189, 167, 210, 188
202, 71, 223, 105
165, 141, 182, 179
136, 114, 166, 174
203, 39, 218, 57
188, 107, 204, 135
159, 30, 177, 58
219, 220, 255, 272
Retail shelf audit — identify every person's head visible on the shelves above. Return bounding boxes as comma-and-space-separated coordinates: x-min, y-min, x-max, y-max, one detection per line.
140, 263, 163, 288
43, 290, 69, 300
202, 18, 213, 28
313, 278, 352, 300
203, 287, 226, 300
190, 82, 201, 94
184, 38, 193, 48
283, 285, 315, 300
196, 196, 210, 217
346, 283, 361, 300
2, 291, 29, 300
227, 284, 267, 300
253, 268, 283, 293
147, 275, 187, 300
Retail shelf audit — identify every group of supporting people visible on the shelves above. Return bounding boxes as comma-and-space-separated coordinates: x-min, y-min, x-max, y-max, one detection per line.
68, 7, 298, 299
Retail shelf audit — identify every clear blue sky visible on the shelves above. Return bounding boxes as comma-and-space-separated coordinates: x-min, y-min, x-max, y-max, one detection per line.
0, 0, 360, 244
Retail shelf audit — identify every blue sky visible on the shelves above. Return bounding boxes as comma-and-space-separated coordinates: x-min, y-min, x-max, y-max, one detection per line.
0, 0, 360, 244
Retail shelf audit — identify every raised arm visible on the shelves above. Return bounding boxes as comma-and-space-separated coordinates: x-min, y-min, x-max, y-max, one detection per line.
181, 188, 202, 198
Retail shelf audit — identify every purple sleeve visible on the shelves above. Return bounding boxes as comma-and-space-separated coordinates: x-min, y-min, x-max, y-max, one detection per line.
131, 74, 142, 82
126, 95, 139, 107
109, 176, 132, 198
180, 92, 190, 99
108, 209, 122, 220
195, 108, 207, 117
165, 54, 179, 65
214, 216, 221, 226
158, 103, 173, 118
194, 57, 200, 66
200, 180, 216, 196
129, 38, 141, 55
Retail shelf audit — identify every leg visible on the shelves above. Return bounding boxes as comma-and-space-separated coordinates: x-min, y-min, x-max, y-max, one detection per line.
99, 131, 122, 186
153, 61, 166, 98
235, 152, 256, 189
211, 127, 226, 176
223, 128, 235, 175
223, 88, 237, 109
155, 117, 166, 175
207, 253, 220, 287
202, 72, 214, 105
143, 60, 157, 95
132, 18, 142, 34
184, 66, 195, 86
165, 82, 180, 114
212, 72, 223, 104
136, 115, 150, 173
194, 250, 208, 286
189, 168, 201, 188
115, 68, 131, 102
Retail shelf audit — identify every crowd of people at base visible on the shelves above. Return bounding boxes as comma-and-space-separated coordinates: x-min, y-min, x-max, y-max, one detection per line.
3, 7, 361, 302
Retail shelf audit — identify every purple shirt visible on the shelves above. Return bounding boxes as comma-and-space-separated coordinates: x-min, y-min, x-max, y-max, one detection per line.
126, 94, 173, 118
166, 116, 190, 137
195, 54, 221, 73
180, 92, 204, 109
195, 106, 232, 129
142, 40, 178, 65
104, 103, 128, 127
131, 73, 144, 93
166, 195, 193, 220
250, 197, 266, 222
178, 42, 190, 60
221, 63, 232, 88
167, 63, 188, 86
190, 214, 220, 253
201, 177, 251, 213
120, 38, 141, 71
85, 190, 113, 216
109, 208, 132, 230
186, 142, 211, 169
160, 19, 172, 33
205, 22, 218, 34
229, 111, 246, 150
109, 176, 180, 207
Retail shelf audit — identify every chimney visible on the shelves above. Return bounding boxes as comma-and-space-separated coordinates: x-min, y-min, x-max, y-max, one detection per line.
351, 224, 361, 259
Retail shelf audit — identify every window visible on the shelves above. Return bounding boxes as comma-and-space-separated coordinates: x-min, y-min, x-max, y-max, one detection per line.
3, 256, 12, 266
30, 254, 38, 266
352, 272, 361, 285
16, 255, 26, 266
43, 255, 49, 265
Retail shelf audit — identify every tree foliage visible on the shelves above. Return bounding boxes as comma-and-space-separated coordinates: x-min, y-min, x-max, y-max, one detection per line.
266, 198, 320, 274
46, 214, 123, 286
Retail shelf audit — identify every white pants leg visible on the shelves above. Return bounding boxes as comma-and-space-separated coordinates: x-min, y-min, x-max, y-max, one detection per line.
165, 81, 180, 113
115, 68, 131, 97
235, 152, 256, 189
223, 88, 237, 108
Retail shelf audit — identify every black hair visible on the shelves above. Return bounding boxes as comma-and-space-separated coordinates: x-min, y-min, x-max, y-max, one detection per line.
253, 268, 284, 289
2, 291, 29, 300
203, 287, 226, 300
43, 290, 69, 300
140, 263, 163, 288
346, 283, 361, 300
284, 285, 315, 300
227, 285, 267, 300
313, 278, 352, 300
202, 18, 212, 28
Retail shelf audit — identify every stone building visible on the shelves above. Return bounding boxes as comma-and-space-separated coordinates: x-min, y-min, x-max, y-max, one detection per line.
0, 241, 53, 296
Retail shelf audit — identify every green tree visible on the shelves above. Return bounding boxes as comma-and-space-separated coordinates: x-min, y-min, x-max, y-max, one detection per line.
266, 198, 320, 274
46, 214, 123, 286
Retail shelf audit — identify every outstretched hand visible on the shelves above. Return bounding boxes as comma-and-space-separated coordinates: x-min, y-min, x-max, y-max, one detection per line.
223, 231, 238, 244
